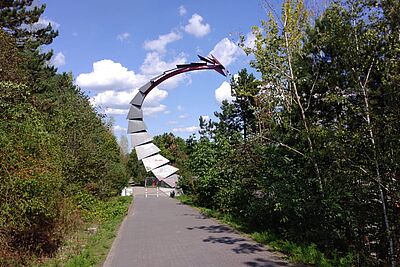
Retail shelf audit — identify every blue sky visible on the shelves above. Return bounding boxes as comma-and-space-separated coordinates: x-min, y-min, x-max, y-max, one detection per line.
40, 0, 283, 147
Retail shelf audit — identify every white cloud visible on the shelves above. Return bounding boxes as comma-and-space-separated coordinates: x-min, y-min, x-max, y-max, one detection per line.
53, 52, 65, 67
167, 120, 178, 125
144, 87, 168, 107
117, 32, 130, 41
140, 52, 188, 89
179, 114, 189, 119
90, 87, 168, 110
141, 52, 186, 75
210, 38, 243, 66
34, 17, 60, 29
72, 32, 78, 37
112, 125, 127, 133
173, 126, 200, 133
177, 105, 183, 111
143, 32, 182, 54
90, 90, 135, 108
178, 5, 187, 16
215, 81, 234, 104
105, 108, 129, 115
184, 14, 210, 38
143, 105, 167, 116
78, 30, 190, 119
76, 60, 147, 92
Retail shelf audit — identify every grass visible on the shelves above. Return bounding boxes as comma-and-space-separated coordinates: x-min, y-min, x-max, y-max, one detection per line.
37, 196, 132, 267
176, 195, 354, 267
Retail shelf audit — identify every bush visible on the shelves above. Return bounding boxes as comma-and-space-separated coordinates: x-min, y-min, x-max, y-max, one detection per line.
0, 82, 65, 260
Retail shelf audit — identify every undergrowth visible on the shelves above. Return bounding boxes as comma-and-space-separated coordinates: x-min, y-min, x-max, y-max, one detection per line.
36, 196, 132, 267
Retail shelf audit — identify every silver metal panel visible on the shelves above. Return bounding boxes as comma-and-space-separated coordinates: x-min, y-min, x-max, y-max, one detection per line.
130, 91, 145, 106
163, 174, 179, 187
151, 165, 178, 180
138, 82, 152, 94
126, 105, 143, 120
135, 143, 160, 160
130, 132, 153, 147
142, 154, 169, 172
128, 120, 147, 133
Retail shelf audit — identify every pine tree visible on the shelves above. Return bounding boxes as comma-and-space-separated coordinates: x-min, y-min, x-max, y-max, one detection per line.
0, 0, 58, 49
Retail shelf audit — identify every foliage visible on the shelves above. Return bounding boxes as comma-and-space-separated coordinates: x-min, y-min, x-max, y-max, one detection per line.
0, 2, 129, 264
37, 196, 132, 267
126, 150, 147, 185
0, 0, 58, 49
183, 0, 400, 266
0, 81, 65, 262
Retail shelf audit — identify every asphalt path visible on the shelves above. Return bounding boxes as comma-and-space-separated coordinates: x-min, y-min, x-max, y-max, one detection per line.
103, 187, 304, 267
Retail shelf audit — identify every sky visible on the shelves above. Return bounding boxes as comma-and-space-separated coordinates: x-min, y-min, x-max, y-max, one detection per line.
39, 0, 283, 147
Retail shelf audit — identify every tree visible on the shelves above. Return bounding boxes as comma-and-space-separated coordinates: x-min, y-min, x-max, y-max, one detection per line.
118, 135, 129, 156
230, 69, 260, 140
0, 0, 58, 49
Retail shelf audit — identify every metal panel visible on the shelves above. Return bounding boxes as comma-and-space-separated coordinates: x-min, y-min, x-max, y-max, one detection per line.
142, 154, 169, 172
135, 143, 160, 160
163, 174, 179, 188
126, 105, 143, 120
138, 82, 153, 94
130, 91, 145, 106
130, 132, 152, 147
128, 120, 147, 133
151, 165, 178, 180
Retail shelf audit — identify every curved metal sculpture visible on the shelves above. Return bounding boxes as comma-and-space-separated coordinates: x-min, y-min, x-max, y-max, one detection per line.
127, 55, 227, 188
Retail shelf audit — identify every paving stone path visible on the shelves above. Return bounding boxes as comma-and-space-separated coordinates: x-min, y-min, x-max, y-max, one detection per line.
103, 187, 304, 267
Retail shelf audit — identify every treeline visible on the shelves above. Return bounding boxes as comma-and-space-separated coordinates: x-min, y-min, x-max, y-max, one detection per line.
145, 1, 399, 266
0, 1, 127, 264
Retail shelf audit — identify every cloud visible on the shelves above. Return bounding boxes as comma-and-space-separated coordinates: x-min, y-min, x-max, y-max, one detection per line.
143, 105, 167, 116
143, 32, 182, 54
173, 126, 200, 133
183, 14, 210, 38
144, 87, 168, 106
76, 59, 147, 92
117, 32, 130, 41
53, 52, 65, 67
90, 90, 135, 108
78, 29, 190, 118
178, 5, 187, 16
34, 17, 60, 29
90, 87, 167, 109
112, 125, 127, 133
210, 38, 243, 66
140, 52, 188, 89
215, 81, 234, 104
179, 114, 189, 119
177, 105, 183, 111
104, 108, 129, 115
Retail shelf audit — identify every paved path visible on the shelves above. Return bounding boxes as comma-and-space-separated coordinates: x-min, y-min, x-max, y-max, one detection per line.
104, 187, 302, 267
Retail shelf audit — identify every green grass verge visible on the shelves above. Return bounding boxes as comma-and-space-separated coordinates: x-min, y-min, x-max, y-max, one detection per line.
37, 196, 132, 267
176, 195, 354, 267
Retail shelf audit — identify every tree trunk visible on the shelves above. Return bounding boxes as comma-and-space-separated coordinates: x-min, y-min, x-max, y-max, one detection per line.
283, 16, 324, 194
360, 76, 395, 267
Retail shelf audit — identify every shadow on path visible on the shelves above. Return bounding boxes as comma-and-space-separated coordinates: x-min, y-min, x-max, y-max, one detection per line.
245, 257, 291, 267
187, 224, 269, 255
